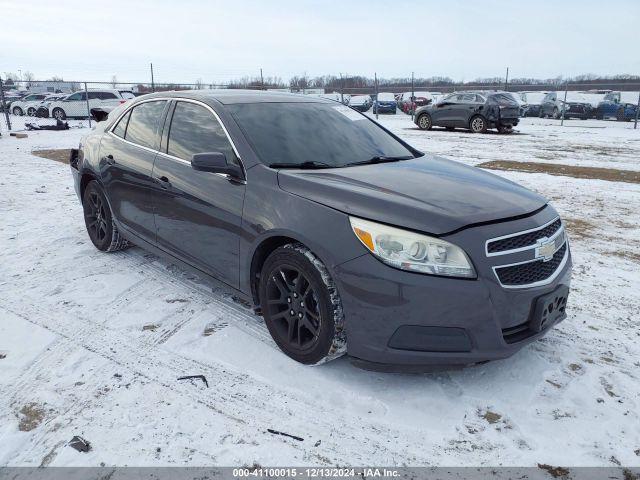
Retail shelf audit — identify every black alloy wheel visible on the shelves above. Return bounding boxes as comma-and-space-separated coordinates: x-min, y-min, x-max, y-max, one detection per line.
260, 245, 344, 364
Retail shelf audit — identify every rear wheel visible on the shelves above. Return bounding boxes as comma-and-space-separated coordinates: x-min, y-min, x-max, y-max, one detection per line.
27, 107, 36, 116
469, 115, 487, 133
12, 106, 23, 116
553, 107, 561, 119
617, 107, 626, 122
83, 181, 129, 252
417, 113, 432, 130
260, 244, 346, 365
497, 124, 513, 134
52, 108, 67, 120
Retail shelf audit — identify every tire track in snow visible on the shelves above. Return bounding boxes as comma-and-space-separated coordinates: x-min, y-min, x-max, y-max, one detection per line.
0, 300, 416, 465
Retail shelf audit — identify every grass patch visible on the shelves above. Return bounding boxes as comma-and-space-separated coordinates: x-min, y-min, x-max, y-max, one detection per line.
478, 160, 640, 184
32, 149, 71, 164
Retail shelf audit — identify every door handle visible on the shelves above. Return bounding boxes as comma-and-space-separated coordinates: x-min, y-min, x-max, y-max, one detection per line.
156, 175, 171, 189
102, 154, 115, 165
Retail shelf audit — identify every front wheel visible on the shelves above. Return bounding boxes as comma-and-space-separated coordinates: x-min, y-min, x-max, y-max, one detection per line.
52, 108, 67, 120
260, 244, 346, 365
83, 181, 130, 252
553, 107, 561, 119
617, 108, 626, 122
12, 107, 23, 116
469, 115, 487, 133
417, 113, 432, 130
27, 107, 37, 116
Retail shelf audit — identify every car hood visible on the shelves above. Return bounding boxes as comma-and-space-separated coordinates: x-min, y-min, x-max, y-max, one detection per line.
277, 156, 547, 235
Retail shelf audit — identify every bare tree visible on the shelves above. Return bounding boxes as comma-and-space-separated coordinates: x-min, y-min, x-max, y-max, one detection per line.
111, 75, 118, 88
195, 78, 204, 90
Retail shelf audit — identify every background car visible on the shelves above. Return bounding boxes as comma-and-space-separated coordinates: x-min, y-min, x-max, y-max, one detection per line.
414, 91, 520, 133
539, 91, 596, 119
398, 91, 434, 114
48, 89, 133, 120
517, 91, 548, 117
596, 91, 639, 121
348, 94, 372, 112
373, 92, 397, 114
35, 94, 67, 118
8, 92, 49, 116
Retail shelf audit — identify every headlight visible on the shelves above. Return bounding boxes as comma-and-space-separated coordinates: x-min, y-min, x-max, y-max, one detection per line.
349, 217, 476, 278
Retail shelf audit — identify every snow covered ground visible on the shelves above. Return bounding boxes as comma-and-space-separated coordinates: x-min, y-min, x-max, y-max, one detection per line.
0, 116, 639, 467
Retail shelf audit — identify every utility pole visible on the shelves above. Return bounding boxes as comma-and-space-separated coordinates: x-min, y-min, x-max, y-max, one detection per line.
561, 82, 568, 126
635, 91, 640, 129
260, 68, 264, 90
340, 73, 344, 104
411, 71, 415, 120
374, 72, 379, 120
504, 67, 509, 91
150, 63, 155, 93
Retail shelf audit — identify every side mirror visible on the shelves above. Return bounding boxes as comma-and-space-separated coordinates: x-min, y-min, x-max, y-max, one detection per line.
191, 152, 243, 180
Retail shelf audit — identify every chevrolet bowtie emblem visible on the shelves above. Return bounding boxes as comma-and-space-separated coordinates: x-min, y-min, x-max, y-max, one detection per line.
536, 238, 557, 261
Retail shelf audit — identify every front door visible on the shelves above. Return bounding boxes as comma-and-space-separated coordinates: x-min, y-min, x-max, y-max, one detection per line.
151, 100, 246, 289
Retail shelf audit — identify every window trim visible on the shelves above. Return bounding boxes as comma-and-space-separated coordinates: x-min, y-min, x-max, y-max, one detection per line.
108, 97, 246, 183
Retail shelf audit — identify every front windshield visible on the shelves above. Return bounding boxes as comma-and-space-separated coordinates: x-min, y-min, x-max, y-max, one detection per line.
228, 102, 415, 168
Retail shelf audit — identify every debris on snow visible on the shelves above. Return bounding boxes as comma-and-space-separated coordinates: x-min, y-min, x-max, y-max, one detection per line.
267, 429, 304, 442
177, 375, 209, 388
68, 436, 91, 453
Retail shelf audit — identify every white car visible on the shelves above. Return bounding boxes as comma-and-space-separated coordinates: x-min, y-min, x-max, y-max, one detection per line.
9, 93, 50, 116
48, 89, 134, 120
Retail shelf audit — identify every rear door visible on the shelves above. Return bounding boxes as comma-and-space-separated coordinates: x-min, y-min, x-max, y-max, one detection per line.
431, 94, 457, 125
100, 99, 169, 242
151, 100, 246, 288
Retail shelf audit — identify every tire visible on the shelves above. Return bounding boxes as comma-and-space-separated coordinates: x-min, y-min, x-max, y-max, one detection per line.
82, 181, 130, 252
553, 107, 561, 119
52, 108, 67, 120
12, 107, 23, 116
617, 108, 626, 122
497, 124, 512, 134
27, 107, 36, 117
260, 243, 346, 365
469, 115, 487, 133
417, 113, 432, 130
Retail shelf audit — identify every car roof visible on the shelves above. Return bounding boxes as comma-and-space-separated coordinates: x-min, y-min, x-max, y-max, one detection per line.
136, 89, 333, 105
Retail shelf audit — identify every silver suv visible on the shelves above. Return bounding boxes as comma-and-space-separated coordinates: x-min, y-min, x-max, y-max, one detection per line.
49, 89, 135, 120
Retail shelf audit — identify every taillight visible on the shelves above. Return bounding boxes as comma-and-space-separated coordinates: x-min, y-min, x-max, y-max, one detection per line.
119, 100, 126, 104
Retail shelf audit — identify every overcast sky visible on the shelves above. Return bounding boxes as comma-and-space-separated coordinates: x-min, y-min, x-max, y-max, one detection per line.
1, 0, 638, 84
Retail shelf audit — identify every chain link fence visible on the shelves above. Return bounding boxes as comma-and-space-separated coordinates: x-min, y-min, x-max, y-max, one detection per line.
2, 77, 640, 134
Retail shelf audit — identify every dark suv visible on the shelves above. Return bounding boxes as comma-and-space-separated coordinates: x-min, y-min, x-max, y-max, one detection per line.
71, 90, 571, 371
414, 92, 520, 133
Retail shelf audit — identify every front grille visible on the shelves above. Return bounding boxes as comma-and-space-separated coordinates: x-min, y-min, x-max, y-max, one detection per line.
495, 243, 567, 286
488, 218, 562, 254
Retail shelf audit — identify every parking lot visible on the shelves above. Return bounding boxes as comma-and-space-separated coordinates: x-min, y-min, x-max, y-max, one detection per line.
0, 114, 639, 467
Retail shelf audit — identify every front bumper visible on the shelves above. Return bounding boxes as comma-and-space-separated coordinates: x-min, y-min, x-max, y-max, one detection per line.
334, 207, 572, 371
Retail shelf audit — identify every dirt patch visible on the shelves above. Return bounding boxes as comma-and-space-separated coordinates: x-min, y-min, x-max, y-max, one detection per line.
478, 160, 640, 184
603, 250, 640, 264
17, 403, 46, 431
481, 410, 502, 424
538, 464, 570, 478
563, 218, 596, 240
32, 149, 71, 164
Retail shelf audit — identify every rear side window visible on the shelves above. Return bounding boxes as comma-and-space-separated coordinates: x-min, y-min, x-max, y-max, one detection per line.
112, 110, 131, 138
167, 102, 237, 164
119, 91, 136, 99
124, 101, 166, 149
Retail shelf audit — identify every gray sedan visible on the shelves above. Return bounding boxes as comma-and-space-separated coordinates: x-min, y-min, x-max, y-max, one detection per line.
71, 90, 571, 371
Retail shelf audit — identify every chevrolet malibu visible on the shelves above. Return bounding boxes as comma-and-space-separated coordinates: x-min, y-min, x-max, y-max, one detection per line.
70, 90, 572, 371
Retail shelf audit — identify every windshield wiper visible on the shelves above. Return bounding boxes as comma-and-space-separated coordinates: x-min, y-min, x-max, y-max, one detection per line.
343, 155, 414, 167
268, 161, 335, 169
